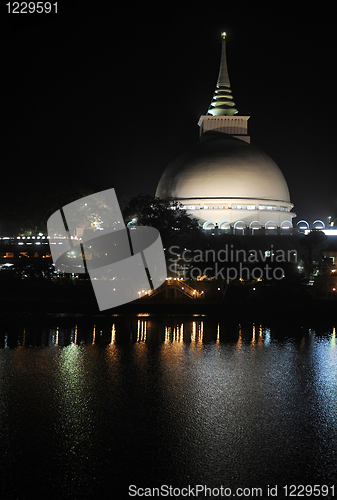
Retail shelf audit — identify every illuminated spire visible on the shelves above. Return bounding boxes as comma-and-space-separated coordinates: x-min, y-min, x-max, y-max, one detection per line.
207, 32, 238, 116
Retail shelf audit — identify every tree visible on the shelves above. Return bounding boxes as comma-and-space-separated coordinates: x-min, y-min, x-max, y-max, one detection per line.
299, 230, 327, 278
122, 194, 200, 246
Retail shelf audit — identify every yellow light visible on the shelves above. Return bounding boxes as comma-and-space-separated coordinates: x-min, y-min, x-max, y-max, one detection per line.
221, 31, 227, 39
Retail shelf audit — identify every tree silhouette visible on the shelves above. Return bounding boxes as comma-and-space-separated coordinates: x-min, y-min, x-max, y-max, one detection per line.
299, 230, 327, 278
122, 194, 200, 246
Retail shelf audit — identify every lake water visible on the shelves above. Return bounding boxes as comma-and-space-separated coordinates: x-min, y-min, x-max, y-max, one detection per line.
0, 314, 337, 499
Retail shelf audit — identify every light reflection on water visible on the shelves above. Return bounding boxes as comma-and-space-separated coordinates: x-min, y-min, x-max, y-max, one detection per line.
0, 315, 336, 497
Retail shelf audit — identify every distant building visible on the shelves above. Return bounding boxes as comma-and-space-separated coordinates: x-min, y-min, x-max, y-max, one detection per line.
320, 242, 337, 274
156, 33, 296, 233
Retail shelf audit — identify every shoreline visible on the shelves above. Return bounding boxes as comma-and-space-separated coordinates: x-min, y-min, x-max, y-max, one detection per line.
0, 278, 335, 323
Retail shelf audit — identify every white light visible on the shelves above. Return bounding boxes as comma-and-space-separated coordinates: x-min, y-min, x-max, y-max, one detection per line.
305, 229, 337, 236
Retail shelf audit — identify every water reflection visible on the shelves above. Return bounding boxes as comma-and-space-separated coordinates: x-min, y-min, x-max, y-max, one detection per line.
0, 314, 337, 496
164, 323, 183, 343
110, 324, 116, 344
137, 319, 147, 342
330, 326, 336, 348
0, 315, 336, 348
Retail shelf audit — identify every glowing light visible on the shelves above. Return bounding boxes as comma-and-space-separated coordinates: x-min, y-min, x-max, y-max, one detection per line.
305, 229, 337, 236
110, 325, 116, 344
221, 32, 227, 39
137, 320, 147, 342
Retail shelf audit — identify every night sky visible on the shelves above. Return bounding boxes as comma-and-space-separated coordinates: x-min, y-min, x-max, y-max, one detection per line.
1, 3, 337, 233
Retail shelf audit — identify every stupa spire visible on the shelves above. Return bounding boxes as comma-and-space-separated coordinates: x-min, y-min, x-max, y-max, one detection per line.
207, 32, 238, 116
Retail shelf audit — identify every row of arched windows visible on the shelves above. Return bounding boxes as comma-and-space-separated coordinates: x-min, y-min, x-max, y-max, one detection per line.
203, 220, 293, 231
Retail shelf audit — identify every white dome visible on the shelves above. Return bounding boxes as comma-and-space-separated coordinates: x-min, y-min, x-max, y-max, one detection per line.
156, 133, 291, 203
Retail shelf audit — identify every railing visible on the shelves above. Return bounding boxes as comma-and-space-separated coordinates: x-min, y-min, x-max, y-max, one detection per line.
148, 279, 199, 299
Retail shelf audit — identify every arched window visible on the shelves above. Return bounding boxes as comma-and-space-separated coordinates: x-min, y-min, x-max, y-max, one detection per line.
249, 220, 262, 234
203, 221, 215, 230
233, 220, 246, 234
265, 220, 277, 234
296, 220, 309, 232
219, 221, 231, 232
280, 220, 293, 229
312, 220, 325, 230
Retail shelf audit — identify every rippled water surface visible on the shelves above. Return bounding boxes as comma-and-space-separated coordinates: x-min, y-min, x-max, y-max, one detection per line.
0, 315, 337, 498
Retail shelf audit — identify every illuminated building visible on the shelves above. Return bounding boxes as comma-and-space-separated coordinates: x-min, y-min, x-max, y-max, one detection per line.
156, 33, 296, 233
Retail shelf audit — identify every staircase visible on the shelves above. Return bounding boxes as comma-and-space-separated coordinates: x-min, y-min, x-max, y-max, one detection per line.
147, 279, 198, 299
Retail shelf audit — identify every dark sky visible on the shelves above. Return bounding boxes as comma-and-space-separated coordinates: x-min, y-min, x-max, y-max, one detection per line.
1, 3, 336, 233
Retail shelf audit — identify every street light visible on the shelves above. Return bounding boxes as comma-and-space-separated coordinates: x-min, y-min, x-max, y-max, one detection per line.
328, 216, 337, 227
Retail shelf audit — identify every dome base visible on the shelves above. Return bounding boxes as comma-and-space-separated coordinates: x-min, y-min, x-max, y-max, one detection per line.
176, 197, 296, 231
